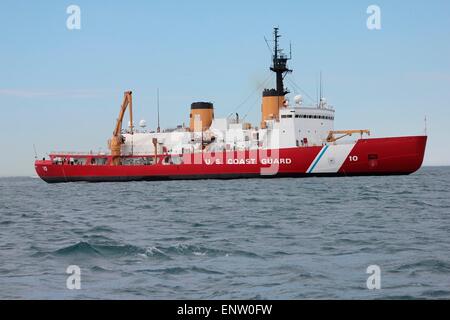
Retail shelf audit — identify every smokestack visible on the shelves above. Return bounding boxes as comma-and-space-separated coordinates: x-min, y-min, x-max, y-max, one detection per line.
261, 89, 285, 128
189, 102, 214, 132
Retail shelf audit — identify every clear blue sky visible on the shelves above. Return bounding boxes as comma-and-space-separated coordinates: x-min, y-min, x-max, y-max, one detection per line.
1, 0, 449, 176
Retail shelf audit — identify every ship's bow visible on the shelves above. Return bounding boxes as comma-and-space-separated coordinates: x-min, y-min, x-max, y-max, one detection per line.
339, 135, 427, 175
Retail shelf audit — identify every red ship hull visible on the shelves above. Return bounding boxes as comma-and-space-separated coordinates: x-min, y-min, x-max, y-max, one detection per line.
34, 136, 427, 183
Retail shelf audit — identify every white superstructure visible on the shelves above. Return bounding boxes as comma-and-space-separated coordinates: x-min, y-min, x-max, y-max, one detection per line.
121, 98, 335, 156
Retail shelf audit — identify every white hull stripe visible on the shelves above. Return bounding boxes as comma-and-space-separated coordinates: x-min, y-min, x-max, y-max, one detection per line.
307, 144, 355, 174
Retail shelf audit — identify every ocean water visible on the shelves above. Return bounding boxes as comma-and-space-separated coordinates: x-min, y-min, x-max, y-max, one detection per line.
1, 167, 450, 300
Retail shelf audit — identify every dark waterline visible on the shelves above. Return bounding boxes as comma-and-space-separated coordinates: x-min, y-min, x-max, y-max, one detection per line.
1, 167, 449, 299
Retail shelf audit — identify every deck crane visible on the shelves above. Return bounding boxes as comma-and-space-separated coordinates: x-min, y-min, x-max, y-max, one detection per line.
326, 130, 371, 143
109, 91, 133, 165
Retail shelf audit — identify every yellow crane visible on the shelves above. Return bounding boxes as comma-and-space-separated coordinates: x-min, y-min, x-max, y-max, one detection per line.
326, 130, 370, 143
109, 91, 133, 165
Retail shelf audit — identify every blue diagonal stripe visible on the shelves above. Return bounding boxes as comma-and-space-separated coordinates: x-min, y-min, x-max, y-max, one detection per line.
308, 145, 329, 173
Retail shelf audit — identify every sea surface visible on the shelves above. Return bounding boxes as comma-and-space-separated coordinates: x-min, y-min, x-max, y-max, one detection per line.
1, 167, 450, 299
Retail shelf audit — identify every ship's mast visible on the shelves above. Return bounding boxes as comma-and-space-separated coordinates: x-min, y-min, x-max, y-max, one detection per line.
157, 88, 160, 133
270, 27, 292, 95
260, 27, 293, 128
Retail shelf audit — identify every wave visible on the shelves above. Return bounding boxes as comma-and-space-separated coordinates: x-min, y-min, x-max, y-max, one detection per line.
136, 266, 223, 275
51, 241, 153, 259
420, 290, 450, 298
90, 265, 115, 273
161, 243, 261, 258
47, 241, 262, 260
395, 259, 450, 273
53, 241, 103, 257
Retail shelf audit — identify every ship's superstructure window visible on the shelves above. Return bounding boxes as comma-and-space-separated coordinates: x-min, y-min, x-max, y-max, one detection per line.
293, 114, 334, 120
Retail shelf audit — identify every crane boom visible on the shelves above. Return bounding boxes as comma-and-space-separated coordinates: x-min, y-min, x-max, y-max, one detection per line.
109, 91, 133, 165
326, 130, 370, 143
113, 91, 133, 136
